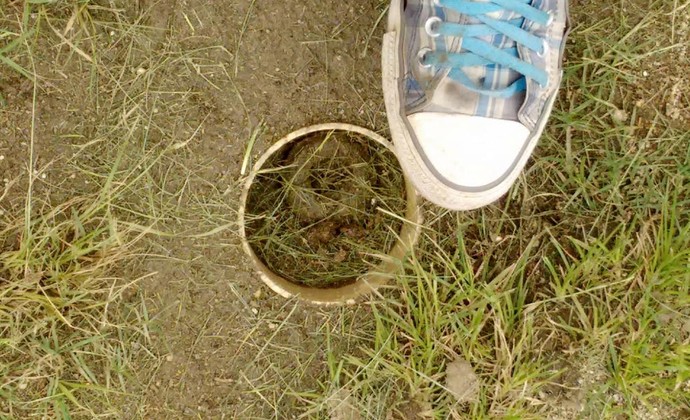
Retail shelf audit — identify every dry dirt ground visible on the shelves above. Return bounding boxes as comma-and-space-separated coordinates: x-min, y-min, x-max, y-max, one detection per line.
1, 0, 689, 419
128, 2, 391, 417
2, 0, 390, 418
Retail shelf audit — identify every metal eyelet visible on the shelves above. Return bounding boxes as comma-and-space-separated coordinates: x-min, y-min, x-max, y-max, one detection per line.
425, 17, 442, 38
417, 47, 433, 69
537, 39, 549, 58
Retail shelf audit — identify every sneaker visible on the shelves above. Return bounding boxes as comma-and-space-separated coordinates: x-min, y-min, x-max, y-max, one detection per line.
383, 0, 570, 210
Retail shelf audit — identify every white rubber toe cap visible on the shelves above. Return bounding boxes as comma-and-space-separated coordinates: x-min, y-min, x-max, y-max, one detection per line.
407, 112, 530, 189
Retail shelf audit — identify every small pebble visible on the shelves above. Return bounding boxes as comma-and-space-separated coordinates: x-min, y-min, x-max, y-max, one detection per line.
40, 173, 46, 179
683, 319, 690, 334
251, 308, 258, 315
334, 249, 347, 263
642, 70, 649, 77
165, 354, 174, 362
612, 108, 628, 122
268, 323, 277, 330
136, 67, 146, 75
253, 289, 262, 299
18, 382, 27, 390
0, 155, 4, 160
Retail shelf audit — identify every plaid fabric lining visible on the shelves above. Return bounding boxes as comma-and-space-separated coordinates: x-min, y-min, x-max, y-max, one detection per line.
401, 0, 568, 125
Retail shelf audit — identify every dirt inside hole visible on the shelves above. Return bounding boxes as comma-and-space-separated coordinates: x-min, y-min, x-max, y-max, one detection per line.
244, 130, 407, 288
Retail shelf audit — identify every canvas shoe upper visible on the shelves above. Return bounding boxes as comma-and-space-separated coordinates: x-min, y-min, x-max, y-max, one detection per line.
383, 0, 570, 210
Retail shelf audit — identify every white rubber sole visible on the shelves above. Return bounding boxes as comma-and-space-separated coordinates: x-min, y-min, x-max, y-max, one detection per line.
382, 2, 557, 210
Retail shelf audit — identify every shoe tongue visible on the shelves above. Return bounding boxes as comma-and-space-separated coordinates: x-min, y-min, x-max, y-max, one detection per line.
444, 0, 519, 21
451, 4, 522, 82
418, 2, 525, 121
482, 0, 515, 20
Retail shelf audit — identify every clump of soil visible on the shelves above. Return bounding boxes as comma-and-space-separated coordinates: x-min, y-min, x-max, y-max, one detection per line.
244, 130, 407, 288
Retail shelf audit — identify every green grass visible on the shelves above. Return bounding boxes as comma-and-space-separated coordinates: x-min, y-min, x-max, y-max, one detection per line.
1, 0, 689, 418
0, 195, 152, 418
300, 0, 690, 418
0, 29, 162, 414
0, 1, 229, 417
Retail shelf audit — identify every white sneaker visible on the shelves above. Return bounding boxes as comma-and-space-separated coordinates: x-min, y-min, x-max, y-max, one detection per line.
383, 0, 570, 210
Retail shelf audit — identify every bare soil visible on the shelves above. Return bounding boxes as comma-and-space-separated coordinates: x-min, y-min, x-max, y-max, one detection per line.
2, 0, 388, 417
122, 1, 390, 417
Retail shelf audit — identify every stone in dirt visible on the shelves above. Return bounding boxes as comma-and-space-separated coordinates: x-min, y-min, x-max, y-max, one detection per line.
328, 388, 362, 420
445, 357, 480, 403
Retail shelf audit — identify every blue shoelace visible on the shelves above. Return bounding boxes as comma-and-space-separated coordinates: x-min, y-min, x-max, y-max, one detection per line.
421, 0, 552, 98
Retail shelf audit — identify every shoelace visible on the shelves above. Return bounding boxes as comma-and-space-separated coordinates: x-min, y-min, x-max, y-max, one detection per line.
419, 0, 552, 98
